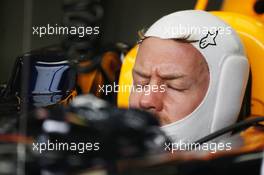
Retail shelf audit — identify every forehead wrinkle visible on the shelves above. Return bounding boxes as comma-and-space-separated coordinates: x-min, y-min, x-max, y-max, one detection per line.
136, 37, 208, 79
156, 66, 186, 80
140, 38, 187, 60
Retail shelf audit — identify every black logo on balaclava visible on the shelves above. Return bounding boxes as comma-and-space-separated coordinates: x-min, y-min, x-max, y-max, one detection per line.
199, 30, 218, 49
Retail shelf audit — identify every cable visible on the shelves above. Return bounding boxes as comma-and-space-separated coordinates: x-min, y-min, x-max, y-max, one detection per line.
194, 117, 264, 146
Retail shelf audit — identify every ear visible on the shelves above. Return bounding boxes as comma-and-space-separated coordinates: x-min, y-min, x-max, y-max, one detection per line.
211, 55, 249, 132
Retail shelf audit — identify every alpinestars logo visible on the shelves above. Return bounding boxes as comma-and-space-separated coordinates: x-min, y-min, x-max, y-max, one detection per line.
199, 30, 218, 49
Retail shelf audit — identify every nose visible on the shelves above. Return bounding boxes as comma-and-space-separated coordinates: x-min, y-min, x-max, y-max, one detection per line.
139, 86, 163, 112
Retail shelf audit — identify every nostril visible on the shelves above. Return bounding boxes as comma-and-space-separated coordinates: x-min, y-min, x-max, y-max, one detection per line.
140, 94, 156, 110
140, 99, 153, 109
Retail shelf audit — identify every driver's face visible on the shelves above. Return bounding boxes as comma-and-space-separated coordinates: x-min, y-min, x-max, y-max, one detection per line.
129, 37, 209, 126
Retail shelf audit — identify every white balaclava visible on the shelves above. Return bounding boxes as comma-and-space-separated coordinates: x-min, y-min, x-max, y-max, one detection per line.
144, 10, 249, 143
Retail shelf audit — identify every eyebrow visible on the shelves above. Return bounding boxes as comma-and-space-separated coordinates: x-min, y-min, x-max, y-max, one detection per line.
132, 68, 151, 78
158, 71, 186, 80
133, 68, 186, 81
159, 74, 186, 80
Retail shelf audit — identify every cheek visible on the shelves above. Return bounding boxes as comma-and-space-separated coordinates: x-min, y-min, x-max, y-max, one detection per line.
162, 90, 199, 120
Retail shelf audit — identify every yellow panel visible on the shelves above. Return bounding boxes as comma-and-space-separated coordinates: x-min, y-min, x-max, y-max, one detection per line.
117, 46, 138, 108
221, 0, 264, 23
194, 0, 208, 10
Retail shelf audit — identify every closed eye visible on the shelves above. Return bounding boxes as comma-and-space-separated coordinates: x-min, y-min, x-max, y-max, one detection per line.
167, 84, 187, 92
